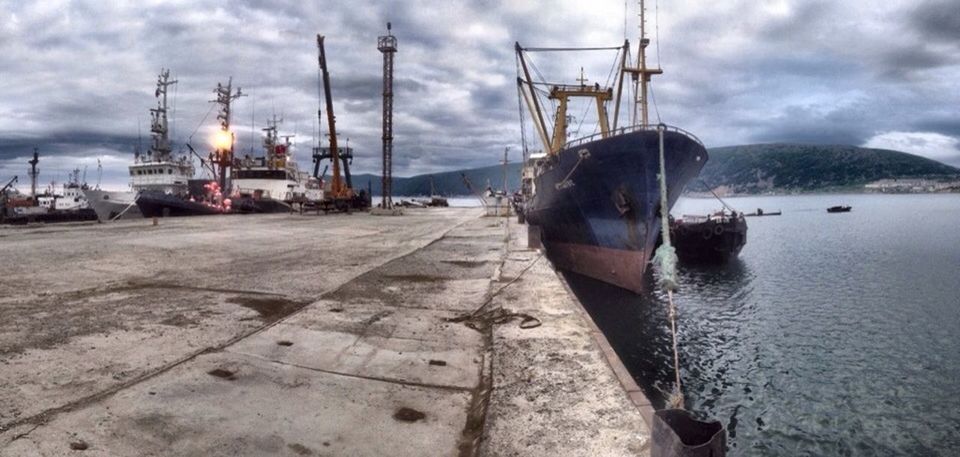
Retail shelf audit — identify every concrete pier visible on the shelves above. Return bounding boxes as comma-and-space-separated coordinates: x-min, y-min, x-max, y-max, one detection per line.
0, 210, 649, 456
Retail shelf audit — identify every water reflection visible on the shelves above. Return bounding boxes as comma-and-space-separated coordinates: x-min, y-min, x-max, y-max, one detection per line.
561, 194, 960, 456
564, 259, 754, 410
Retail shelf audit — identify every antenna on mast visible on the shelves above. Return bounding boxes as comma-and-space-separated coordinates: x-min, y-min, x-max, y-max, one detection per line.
623, 0, 662, 127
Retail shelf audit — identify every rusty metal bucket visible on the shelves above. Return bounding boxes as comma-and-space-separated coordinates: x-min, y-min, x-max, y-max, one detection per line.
651, 409, 726, 457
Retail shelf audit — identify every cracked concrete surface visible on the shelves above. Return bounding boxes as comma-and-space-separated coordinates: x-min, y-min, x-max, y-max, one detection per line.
1, 209, 649, 456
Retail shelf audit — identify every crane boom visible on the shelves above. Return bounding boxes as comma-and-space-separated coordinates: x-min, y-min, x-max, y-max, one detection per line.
1, 176, 16, 194
317, 35, 344, 198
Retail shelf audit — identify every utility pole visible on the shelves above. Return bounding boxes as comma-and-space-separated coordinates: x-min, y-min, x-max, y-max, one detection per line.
28, 148, 39, 199
378, 22, 397, 209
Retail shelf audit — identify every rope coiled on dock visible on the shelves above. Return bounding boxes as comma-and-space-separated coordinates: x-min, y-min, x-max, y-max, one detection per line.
446, 254, 543, 332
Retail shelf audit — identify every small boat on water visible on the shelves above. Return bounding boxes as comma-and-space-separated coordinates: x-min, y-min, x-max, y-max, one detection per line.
827, 205, 852, 213
668, 211, 747, 264
744, 208, 781, 217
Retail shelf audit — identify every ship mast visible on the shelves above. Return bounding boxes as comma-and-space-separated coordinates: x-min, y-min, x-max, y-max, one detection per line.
263, 115, 281, 168
623, 0, 662, 127
210, 78, 244, 191
515, 44, 617, 155
150, 69, 178, 162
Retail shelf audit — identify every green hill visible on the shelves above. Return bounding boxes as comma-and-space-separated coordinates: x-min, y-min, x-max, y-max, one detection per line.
689, 144, 960, 194
352, 163, 523, 197
350, 144, 958, 196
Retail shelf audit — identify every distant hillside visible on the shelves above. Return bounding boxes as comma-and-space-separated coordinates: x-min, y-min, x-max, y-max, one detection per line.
352, 164, 522, 197
348, 144, 959, 196
689, 144, 960, 194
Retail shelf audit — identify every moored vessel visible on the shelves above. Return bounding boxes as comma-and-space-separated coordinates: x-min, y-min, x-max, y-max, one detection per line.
87, 69, 196, 221
135, 75, 241, 218
232, 116, 323, 213
518, 2, 707, 293
668, 211, 747, 264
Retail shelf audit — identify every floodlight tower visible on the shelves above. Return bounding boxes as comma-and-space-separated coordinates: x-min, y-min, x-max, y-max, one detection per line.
378, 22, 397, 209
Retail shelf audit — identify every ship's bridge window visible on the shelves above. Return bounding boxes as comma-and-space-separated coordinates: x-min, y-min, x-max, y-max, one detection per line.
168, 169, 173, 174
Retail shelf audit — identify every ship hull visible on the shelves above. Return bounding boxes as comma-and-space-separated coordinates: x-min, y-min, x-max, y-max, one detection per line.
232, 197, 293, 214
136, 192, 226, 218
83, 190, 143, 221
526, 128, 707, 293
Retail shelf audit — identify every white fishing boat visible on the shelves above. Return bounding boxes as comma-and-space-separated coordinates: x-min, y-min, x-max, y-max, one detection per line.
85, 69, 193, 221
231, 117, 323, 213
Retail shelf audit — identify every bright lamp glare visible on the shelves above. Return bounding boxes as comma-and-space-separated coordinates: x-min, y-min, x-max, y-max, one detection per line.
212, 130, 232, 150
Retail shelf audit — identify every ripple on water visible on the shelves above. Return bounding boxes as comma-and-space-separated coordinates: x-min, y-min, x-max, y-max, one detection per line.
570, 194, 960, 456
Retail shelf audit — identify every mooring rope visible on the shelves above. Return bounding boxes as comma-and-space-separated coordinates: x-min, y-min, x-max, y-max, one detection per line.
109, 192, 141, 222
651, 124, 684, 409
447, 251, 545, 332
555, 149, 590, 190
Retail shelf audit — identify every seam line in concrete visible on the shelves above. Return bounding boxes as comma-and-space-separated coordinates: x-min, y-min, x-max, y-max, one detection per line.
224, 349, 475, 393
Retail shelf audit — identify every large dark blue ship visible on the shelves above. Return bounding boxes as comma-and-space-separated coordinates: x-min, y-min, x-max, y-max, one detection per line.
516, 8, 707, 293
524, 127, 706, 293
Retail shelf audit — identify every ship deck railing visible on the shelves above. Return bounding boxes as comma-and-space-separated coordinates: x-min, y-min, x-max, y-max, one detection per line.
563, 123, 705, 150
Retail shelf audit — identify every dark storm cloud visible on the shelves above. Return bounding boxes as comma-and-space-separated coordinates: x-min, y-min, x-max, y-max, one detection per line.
0, 132, 138, 162
913, 118, 960, 139
748, 104, 874, 146
909, 0, 960, 43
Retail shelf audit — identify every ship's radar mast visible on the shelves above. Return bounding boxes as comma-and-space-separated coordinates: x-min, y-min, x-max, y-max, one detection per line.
623, 0, 662, 126
149, 69, 178, 162
209, 78, 244, 191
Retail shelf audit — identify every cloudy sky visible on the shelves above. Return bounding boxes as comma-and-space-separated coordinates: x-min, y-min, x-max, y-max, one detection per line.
1, 0, 958, 190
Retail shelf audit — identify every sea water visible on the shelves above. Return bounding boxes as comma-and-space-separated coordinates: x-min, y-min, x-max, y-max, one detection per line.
566, 193, 960, 456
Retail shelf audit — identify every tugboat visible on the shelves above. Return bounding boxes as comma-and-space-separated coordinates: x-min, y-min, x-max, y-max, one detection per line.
232, 116, 323, 213
37, 168, 90, 211
518, 2, 707, 293
3, 167, 98, 225
668, 211, 747, 264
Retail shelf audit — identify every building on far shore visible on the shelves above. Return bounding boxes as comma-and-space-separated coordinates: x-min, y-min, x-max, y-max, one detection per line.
864, 178, 960, 193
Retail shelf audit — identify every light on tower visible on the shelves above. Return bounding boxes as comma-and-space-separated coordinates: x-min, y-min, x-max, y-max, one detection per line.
212, 130, 233, 150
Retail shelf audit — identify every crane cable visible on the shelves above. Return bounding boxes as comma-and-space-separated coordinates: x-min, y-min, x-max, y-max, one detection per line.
652, 124, 684, 409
